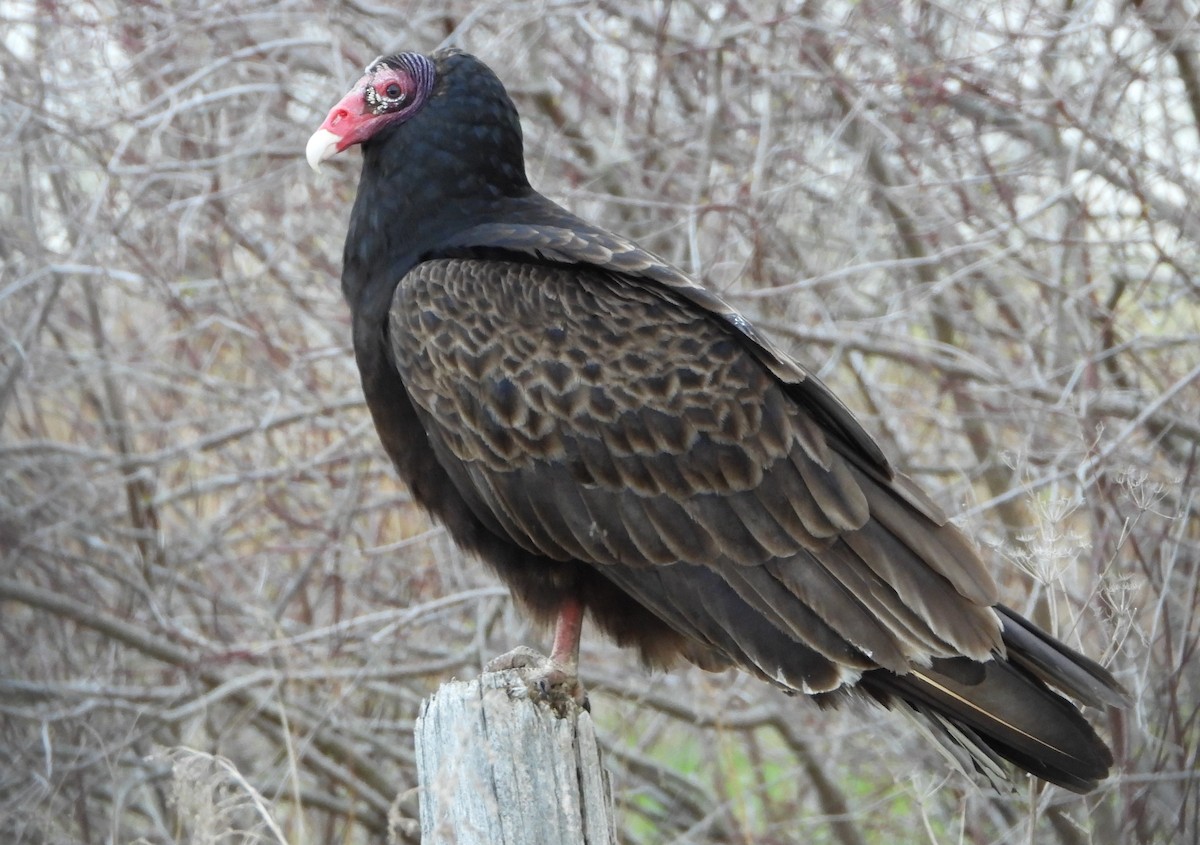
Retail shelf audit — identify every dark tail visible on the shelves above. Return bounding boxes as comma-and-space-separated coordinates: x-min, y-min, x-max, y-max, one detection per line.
863, 604, 1127, 793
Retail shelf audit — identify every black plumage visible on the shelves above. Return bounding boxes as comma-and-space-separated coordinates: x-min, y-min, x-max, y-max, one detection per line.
307, 48, 1125, 792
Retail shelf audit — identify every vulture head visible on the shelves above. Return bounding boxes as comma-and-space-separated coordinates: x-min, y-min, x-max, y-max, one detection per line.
307, 50, 530, 200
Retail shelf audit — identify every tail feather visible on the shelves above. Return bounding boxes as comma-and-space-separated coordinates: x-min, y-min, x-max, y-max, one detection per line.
996, 604, 1129, 709
862, 608, 1125, 793
898, 705, 1012, 792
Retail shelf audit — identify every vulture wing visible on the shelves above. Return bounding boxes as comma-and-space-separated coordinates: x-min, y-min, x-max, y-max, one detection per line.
386, 235, 1121, 790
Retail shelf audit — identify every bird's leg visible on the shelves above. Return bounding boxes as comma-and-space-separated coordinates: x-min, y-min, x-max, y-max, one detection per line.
485, 598, 589, 715
549, 596, 584, 672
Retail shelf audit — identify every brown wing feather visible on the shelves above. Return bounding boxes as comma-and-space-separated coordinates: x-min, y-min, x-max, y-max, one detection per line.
440, 209, 890, 472
390, 256, 1002, 687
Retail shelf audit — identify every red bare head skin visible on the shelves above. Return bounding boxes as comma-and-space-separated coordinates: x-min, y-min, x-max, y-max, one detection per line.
307, 55, 436, 171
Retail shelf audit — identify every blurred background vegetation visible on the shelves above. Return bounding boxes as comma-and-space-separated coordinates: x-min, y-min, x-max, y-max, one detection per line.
2, 1, 1197, 842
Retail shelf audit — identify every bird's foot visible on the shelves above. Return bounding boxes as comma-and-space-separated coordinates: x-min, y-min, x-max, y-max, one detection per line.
485, 646, 589, 717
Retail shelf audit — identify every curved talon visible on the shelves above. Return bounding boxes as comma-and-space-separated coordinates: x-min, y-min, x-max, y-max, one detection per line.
485, 645, 589, 716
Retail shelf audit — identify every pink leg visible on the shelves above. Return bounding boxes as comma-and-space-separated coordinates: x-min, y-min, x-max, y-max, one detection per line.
549, 597, 584, 670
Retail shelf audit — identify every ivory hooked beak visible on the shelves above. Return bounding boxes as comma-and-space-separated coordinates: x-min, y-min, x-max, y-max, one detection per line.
305, 128, 342, 172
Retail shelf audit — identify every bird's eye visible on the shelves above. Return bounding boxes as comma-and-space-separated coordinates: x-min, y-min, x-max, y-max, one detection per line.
384, 83, 403, 100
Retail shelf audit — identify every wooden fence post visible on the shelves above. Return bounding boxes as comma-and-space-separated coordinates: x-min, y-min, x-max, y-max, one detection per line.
414, 669, 617, 845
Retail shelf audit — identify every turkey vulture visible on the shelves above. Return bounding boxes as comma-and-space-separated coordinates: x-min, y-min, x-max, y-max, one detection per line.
307, 48, 1125, 792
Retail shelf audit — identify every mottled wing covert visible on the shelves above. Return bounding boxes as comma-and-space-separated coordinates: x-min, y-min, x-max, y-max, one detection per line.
440, 214, 892, 475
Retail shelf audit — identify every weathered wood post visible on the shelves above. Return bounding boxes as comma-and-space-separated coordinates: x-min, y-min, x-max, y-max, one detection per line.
414, 669, 617, 845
